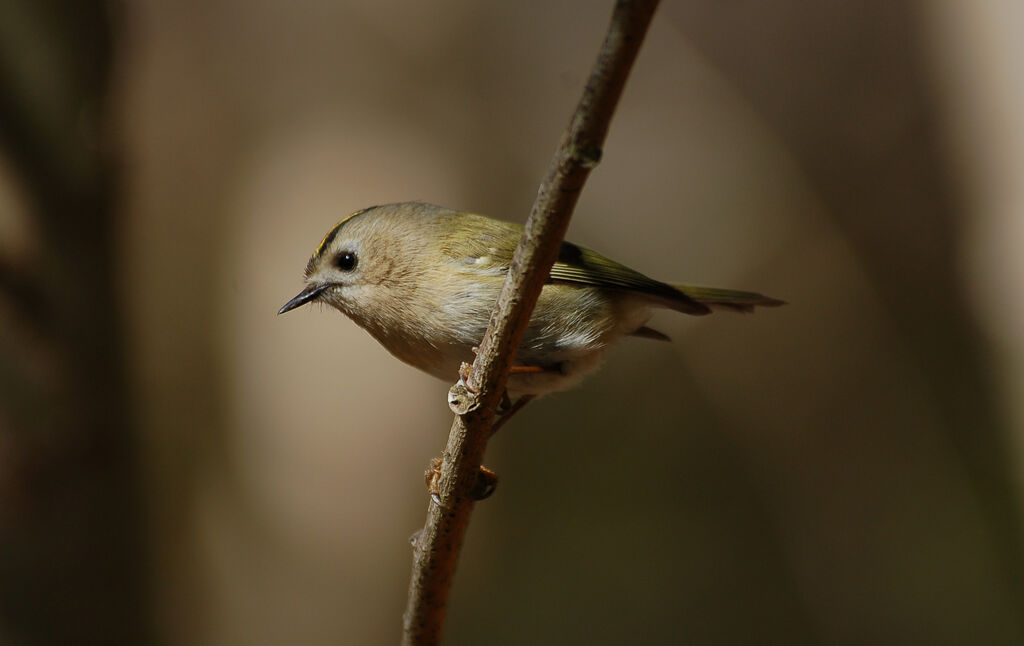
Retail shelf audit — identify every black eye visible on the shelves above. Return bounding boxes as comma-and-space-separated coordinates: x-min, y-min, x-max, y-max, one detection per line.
335, 251, 357, 271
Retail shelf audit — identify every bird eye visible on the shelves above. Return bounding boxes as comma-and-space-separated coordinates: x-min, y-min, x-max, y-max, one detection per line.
335, 251, 357, 271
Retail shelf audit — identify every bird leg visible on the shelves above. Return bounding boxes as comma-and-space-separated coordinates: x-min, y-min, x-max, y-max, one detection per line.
454, 362, 544, 434
507, 365, 547, 374
457, 361, 549, 393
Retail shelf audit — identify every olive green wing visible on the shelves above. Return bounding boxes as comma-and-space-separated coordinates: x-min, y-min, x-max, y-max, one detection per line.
439, 213, 734, 316
437, 212, 523, 274
549, 242, 711, 315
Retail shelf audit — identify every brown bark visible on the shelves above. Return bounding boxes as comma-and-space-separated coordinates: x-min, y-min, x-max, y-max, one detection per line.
400, 2, 662, 644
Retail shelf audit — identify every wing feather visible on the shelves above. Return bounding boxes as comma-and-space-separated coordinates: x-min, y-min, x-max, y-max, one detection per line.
439, 214, 711, 315
550, 242, 710, 315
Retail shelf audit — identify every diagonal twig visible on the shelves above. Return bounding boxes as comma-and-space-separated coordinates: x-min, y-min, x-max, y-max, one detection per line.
401, 2, 661, 644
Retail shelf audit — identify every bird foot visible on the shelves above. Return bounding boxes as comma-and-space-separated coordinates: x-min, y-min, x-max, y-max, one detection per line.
425, 456, 499, 502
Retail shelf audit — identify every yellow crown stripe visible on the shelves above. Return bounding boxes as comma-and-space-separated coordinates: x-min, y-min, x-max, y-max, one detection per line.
312, 208, 371, 258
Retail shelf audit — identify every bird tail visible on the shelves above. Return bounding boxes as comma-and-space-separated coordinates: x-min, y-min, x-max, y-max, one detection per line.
672, 285, 786, 313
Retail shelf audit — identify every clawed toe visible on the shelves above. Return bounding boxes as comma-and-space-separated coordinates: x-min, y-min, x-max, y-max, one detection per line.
425, 456, 443, 501
472, 466, 499, 500
425, 456, 499, 501
457, 362, 476, 393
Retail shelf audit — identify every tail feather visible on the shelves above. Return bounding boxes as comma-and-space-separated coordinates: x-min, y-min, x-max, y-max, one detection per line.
673, 284, 786, 313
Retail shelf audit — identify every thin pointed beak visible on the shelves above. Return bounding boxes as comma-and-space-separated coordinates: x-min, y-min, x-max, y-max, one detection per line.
278, 283, 330, 315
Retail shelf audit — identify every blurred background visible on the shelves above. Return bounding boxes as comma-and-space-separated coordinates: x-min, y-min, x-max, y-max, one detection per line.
2, 0, 1023, 644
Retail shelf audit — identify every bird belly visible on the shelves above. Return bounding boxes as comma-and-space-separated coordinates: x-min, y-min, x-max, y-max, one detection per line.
507, 287, 653, 397
357, 281, 654, 397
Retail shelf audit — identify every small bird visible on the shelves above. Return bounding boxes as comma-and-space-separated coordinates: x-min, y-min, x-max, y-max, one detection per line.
279, 202, 783, 399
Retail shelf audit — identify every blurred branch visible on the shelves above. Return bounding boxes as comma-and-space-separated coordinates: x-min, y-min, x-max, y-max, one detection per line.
666, 3, 1024, 630
0, 2, 151, 643
400, 1, 661, 644
0, 255, 48, 333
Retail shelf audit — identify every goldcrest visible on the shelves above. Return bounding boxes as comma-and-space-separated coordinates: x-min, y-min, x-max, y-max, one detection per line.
279, 202, 783, 397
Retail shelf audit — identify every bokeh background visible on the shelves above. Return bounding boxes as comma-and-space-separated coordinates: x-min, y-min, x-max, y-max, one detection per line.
2, 1, 1023, 644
